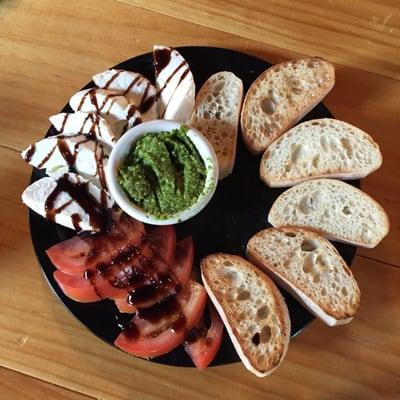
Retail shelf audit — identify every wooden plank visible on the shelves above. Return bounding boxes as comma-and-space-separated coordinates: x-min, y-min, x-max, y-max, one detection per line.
0, 145, 399, 399
0, 0, 397, 265
0, 367, 92, 400
120, 0, 400, 80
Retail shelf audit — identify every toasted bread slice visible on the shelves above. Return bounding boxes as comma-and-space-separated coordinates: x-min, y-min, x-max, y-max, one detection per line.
189, 72, 243, 179
201, 253, 290, 377
247, 228, 361, 326
241, 58, 335, 154
268, 179, 389, 248
260, 119, 382, 187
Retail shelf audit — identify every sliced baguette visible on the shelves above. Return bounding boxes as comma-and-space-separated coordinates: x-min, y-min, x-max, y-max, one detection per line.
201, 253, 290, 377
241, 57, 335, 154
189, 72, 243, 179
268, 179, 389, 248
247, 228, 361, 326
260, 119, 382, 187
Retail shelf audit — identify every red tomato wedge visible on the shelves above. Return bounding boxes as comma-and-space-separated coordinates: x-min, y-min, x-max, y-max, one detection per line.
114, 296, 137, 314
114, 281, 207, 358
184, 305, 224, 369
112, 237, 193, 313
46, 215, 145, 276
173, 237, 194, 287
147, 225, 176, 264
54, 270, 101, 302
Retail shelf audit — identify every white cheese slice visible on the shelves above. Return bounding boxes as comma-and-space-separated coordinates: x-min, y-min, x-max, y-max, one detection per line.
93, 69, 158, 121
154, 45, 195, 122
21, 134, 109, 189
69, 88, 142, 133
49, 111, 118, 146
22, 172, 113, 232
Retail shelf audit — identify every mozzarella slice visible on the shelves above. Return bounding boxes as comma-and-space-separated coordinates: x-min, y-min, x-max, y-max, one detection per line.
69, 88, 142, 132
93, 69, 158, 121
21, 134, 109, 189
49, 112, 118, 146
153, 45, 195, 122
22, 172, 113, 232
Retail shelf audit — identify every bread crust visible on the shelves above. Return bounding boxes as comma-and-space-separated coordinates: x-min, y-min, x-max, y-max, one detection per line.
240, 58, 335, 154
260, 118, 382, 187
201, 253, 290, 377
247, 227, 361, 325
189, 71, 243, 179
268, 179, 390, 248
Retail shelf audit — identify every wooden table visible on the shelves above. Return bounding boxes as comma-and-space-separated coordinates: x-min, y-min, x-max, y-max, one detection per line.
1, 1, 399, 398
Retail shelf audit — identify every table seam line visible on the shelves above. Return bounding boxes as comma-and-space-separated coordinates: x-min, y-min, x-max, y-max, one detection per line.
356, 253, 399, 269
116, 0, 400, 82
0, 365, 96, 400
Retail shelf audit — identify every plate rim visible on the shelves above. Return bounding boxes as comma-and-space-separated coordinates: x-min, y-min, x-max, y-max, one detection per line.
27, 45, 358, 368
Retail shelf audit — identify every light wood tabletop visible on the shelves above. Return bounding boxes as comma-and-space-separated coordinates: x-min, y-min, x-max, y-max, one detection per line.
1, 0, 399, 399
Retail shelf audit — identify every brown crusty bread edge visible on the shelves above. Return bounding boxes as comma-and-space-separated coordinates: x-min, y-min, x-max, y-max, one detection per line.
246, 228, 361, 326
259, 119, 383, 188
267, 180, 390, 249
240, 58, 335, 155
200, 253, 291, 377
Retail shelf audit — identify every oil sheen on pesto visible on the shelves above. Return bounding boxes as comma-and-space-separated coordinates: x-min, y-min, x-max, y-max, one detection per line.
118, 126, 207, 219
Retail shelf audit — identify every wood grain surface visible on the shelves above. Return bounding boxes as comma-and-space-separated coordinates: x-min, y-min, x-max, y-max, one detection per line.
120, 0, 400, 80
1, 0, 399, 399
0, 367, 92, 400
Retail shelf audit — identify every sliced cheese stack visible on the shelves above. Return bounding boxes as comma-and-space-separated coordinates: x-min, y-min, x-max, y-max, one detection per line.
21, 134, 109, 189
49, 112, 118, 147
93, 69, 158, 121
154, 45, 195, 122
69, 88, 142, 133
22, 172, 113, 232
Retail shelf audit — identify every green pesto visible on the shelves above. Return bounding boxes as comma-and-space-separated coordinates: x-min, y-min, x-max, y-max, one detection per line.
117, 126, 207, 219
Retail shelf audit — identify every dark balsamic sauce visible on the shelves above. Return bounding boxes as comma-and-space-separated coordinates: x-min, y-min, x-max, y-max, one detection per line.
123, 75, 142, 96
57, 139, 77, 172
177, 68, 189, 85
44, 173, 110, 232
77, 88, 119, 115
164, 61, 186, 86
37, 145, 56, 169
83, 268, 102, 299
185, 325, 207, 344
138, 93, 157, 114
34, 129, 107, 190
124, 322, 140, 339
71, 213, 82, 230
154, 47, 172, 75
126, 104, 138, 120
137, 295, 180, 323
24, 144, 36, 163
59, 113, 70, 134
103, 70, 122, 89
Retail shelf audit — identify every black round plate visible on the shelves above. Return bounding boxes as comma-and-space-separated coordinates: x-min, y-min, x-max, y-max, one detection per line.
29, 47, 357, 367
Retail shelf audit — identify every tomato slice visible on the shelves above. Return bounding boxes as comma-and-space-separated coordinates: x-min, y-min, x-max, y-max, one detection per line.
46, 215, 145, 276
54, 270, 101, 302
184, 305, 224, 369
147, 225, 176, 264
114, 281, 207, 358
112, 237, 193, 312
174, 237, 194, 287
114, 296, 137, 314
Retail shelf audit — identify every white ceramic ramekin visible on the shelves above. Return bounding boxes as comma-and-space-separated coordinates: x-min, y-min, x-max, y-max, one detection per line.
106, 120, 218, 225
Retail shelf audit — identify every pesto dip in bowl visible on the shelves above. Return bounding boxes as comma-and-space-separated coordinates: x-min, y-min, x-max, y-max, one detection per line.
106, 120, 219, 225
